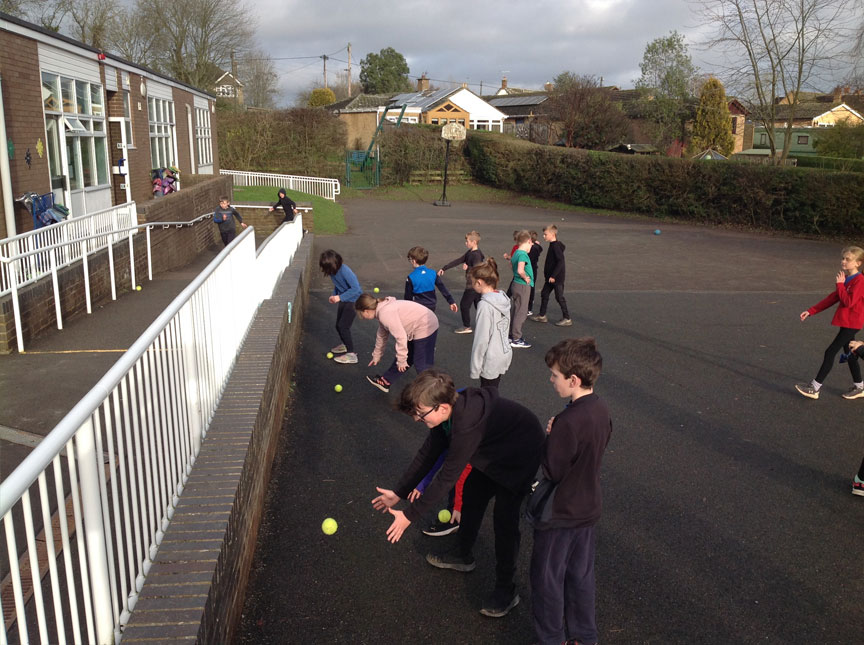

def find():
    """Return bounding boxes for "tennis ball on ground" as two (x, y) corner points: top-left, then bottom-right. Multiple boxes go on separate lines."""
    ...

(322, 518), (338, 535)
(438, 509), (451, 523)
(654, 229), (661, 235)
(334, 384), (343, 392)
(136, 285), (142, 291)
(373, 287), (380, 293)
(326, 352), (334, 359)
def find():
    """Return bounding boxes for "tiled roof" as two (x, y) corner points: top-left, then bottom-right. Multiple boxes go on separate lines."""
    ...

(328, 94), (395, 111)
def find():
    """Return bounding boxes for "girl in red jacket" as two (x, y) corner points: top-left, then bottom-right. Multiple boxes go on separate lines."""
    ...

(795, 246), (864, 400)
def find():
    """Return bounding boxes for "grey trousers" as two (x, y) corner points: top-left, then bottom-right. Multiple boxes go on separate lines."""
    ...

(509, 282), (530, 340)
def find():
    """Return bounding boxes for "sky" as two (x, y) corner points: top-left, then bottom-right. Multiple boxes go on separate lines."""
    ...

(251, 0), (715, 106)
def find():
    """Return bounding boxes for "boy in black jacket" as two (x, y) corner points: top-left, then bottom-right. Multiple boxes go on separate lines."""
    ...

(371, 370), (544, 618)
(438, 230), (485, 333)
(530, 338), (612, 645)
(213, 196), (246, 246)
(268, 187), (297, 223)
(531, 225), (572, 326)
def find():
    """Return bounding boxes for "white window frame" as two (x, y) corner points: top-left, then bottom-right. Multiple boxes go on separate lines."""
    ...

(148, 96), (176, 169)
(195, 107), (213, 166)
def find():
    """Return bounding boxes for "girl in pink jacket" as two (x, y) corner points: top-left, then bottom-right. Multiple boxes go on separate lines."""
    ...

(795, 246), (864, 400)
(356, 294), (439, 393)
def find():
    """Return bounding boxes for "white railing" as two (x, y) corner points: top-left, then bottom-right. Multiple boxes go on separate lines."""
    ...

(0, 218), (304, 645)
(0, 213), (216, 354)
(0, 203), (139, 297)
(220, 169), (341, 201)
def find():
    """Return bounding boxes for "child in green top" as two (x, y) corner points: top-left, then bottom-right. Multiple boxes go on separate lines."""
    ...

(509, 230), (534, 348)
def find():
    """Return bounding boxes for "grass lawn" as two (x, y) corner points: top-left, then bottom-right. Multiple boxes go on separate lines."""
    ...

(232, 186), (346, 235)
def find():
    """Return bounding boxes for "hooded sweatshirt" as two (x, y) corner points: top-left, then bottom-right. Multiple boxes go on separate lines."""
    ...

(394, 387), (544, 523)
(272, 189), (297, 223)
(470, 290), (513, 379)
(372, 297), (439, 368)
(543, 240), (566, 282)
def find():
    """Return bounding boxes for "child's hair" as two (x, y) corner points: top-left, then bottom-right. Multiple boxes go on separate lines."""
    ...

(515, 229), (531, 244)
(407, 246), (429, 265)
(278, 187), (287, 195)
(354, 293), (384, 311)
(398, 369), (459, 414)
(511, 230), (520, 240)
(468, 258), (500, 289)
(543, 224), (558, 234)
(841, 246), (864, 264)
(218, 195), (229, 203)
(466, 230), (481, 243)
(530, 230), (539, 242)
(318, 249), (343, 276)
(545, 338), (602, 388)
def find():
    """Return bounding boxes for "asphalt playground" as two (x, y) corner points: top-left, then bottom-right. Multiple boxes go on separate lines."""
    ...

(236, 197), (864, 644)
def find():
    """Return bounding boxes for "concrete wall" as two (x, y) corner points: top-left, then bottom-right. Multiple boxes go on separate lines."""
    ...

(0, 176), (232, 352)
(122, 234), (314, 644)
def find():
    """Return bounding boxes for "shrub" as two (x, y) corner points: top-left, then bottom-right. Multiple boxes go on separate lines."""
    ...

(463, 133), (864, 236)
(377, 124), (468, 185)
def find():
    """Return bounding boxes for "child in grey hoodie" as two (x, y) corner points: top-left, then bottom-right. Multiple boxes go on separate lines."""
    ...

(468, 259), (512, 388)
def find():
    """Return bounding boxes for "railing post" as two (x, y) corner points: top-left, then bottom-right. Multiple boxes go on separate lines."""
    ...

(108, 239), (117, 301)
(51, 247), (63, 330)
(81, 241), (92, 314)
(10, 258), (24, 353)
(179, 306), (203, 463)
(75, 419), (115, 645)
(146, 226), (152, 281)
(129, 231), (137, 290)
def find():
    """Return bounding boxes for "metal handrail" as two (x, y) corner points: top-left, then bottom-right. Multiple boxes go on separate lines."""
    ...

(220, 169), (341, 201)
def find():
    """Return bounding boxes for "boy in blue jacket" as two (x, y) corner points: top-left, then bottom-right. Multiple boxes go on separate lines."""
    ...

(213, 196), (247, 246)
(404, 246), (458, 313)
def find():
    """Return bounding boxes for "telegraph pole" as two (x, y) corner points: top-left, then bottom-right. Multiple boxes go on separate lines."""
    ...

(347, 43), (352, 96)
(322, 54), (328, 88)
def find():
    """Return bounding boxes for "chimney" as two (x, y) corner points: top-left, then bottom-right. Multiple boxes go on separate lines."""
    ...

(501, 76), (508, 90)
(544, 82), (553, 93)
(417, 74), (430, 92)
(833, 85), (842, 103)
(461, 82), (468, 89)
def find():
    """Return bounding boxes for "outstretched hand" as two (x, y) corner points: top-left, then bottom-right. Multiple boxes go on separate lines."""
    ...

(800, 311), (810, 322)
(385, 509), (411, 543)
(371, 487), (399, 512)
(449, 303), (458, 313)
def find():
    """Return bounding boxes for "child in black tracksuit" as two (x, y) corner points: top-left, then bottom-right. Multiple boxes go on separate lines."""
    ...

(530, 338), (612, 645)
(213, 196), (246, 246)
(527, 231), (542, 314)
(438, 230), (485, 333)
(532, 224), (571, 326)
(269, 187), (297, 224)
(371, 370), (544, 618)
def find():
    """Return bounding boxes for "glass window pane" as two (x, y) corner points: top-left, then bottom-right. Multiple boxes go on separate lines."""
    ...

(90, 85), (103, 116)
(80, 136), (94, 186)
(66, 137), (82, 190)
(92, 120), (104, 133)
(123, 91), (131, 119)
(151, 138), (158, 169)
(45, 116), (62, 177)
(125, 120), (133, 145)
(42, 72), (60, 111)
(94, 137), (108, 185)
(62, 78), (75, 113)
(76, 81), (89, 114)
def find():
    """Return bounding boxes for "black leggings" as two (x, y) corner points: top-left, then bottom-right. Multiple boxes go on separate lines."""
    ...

(460, 288), (481, 327)
(815, 327), (861, 384)
(335, 301), (356, 353)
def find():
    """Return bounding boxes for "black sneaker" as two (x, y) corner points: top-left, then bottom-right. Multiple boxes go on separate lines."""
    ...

(422, 521), (460, 536)
(479, 589), (520, 617)
(366, 374), (390, 393)
(425, 551), (476, 572)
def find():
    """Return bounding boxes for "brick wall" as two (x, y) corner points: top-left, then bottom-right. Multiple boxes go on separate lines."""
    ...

(0, 177), (232, 353)
(172, 87), (194, 175)
(122, 234), (314, 644)
(0, 31), (52, 236)
(127, 72), (154, 205)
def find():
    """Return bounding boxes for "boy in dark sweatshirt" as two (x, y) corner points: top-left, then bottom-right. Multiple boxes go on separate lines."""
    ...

(213, 196), (246, 246)
(438, 230), (485, 333)
(268, 187), (297, 224)
(404, 246), (458, 313)
(371, 370), (544, 618)
(530, 338), (612, 645)
(531, 224), (571, 326)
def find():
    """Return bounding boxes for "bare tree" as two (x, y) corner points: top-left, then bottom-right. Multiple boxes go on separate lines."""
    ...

(696, 0), (862, 163)
(240, 51), (279, 109)
(66, 0), (116, 49)
(105, 0), (163, 67)
(546, 73), (630, 149)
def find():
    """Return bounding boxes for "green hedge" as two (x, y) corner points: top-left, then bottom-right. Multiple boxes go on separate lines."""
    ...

(791, 155), (864, 173)
(378, 125), (467, 185)
(463, 133), (864, 236)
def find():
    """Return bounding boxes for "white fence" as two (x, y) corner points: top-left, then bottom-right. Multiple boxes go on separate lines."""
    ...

(0, 203), (139, 297)
(0, 218), (304, 645)
(221, 169), (341, 201)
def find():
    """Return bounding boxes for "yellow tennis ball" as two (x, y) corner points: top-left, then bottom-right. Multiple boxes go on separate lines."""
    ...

(136, 285), (142, 291)
(334, 384), (343, 392)
(326, 352), (334, 359)
(438, 509), (451, 523)
(373, 287), (380, 293)
(322, 518), (338, 535)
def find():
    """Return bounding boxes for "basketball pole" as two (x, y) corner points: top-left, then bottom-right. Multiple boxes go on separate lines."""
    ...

(434, 138), (451, 207)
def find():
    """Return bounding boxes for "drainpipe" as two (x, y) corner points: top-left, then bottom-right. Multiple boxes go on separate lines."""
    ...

(0, 73), (17, 238)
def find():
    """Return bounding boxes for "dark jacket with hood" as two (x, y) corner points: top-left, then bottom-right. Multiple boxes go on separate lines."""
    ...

(272, 189), (297, 223)
(543, 240), (566, 283)
(394, 387), (544, 524)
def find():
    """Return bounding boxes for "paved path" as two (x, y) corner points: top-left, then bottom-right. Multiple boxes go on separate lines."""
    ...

(237, 198), (863, 644)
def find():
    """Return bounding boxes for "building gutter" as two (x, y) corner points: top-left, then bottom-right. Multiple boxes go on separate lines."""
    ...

(0, 73), (17, 237)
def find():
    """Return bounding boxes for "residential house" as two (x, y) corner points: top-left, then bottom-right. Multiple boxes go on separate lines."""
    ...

(329, 93), (398, 149)
(487, 92), (551, 136)
(0, 11), (219, 239)
(213, 69), (244, 105)
(772, 87), (864, 127)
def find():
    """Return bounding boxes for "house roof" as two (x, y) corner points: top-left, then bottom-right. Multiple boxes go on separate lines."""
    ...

(488, 94), (549, 107)
(1, 10), (215, 98)
(692, 149), (728, 161)
(389, 87), (460, 110)
(329, 94), (394, 112)
(773, 98), (864, 120)
(214, 70), (243, 87)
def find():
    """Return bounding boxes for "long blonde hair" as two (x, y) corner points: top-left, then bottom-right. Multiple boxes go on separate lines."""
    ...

(354, 293), (385, 311)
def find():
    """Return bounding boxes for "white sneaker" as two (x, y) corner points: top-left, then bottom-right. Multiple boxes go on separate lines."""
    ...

(333, 352), (358, 364)
(330, 344), (348, 354)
